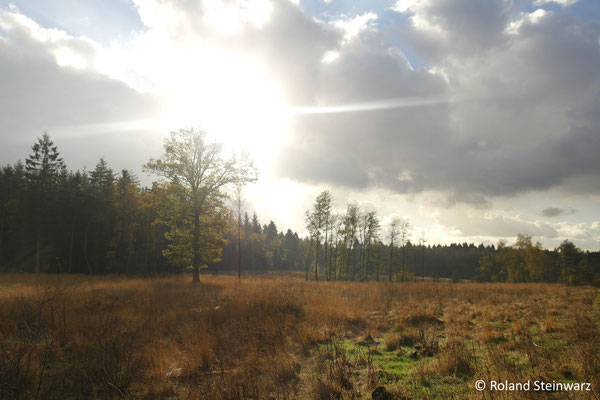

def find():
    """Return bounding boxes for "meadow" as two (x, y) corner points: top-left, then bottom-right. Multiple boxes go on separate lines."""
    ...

(0, 274), (598, 399)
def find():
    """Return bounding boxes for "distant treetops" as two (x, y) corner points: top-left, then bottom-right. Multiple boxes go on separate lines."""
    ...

(0, 131), (598, 285)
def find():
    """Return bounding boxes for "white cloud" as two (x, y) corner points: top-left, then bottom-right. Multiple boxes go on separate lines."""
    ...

(506, 9), (548, 35)
(437, 209), (559, 238)
(53, 47), (88, 69)
(332, 12), (378, 42)
(533, 0), (580, 7)
(391, 0), (421, 13)
(555, 222), (593, 240)
(321, 50), (340, 63)
(203, 0), (273, 35)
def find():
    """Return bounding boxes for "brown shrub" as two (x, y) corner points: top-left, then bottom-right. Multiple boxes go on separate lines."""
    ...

(0, 274), (597, 399)
(436, 339), (475, 377)
(543, 315), (562, 332)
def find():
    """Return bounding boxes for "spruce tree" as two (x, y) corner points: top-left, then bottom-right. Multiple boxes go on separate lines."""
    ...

(25, 132), (66, 273)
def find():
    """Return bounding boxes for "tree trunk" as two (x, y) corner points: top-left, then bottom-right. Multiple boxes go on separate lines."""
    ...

(84, 227), (92, 274)
(314, 234), (320, 282)
(305, 238), (313, 281)
(324, 226), (328, 281)
(376, 256), (379, 282)
(35, 223), (41, 273)
(359, 240), (366, 281)
(421, 246), (425, 281)
(389, 241), (393, 282)
(237, 212), (241, 281)
(192, 208), (200, 283)
(145, 242), (149, 274)
(0, 214), (4, 261)
(334, 241), (339, 281)
(402, 245), (405, 275)
(350, 245), (356, 281)
(346, 241), (352, 281)
(68, 218), (75, 274)
(366, 243), (371, 282)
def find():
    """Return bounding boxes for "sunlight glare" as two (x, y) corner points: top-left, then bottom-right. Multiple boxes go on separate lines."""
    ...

(160, 47), (287, 171)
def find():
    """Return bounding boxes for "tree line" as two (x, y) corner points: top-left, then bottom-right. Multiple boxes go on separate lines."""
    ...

(1, 130), (598, 285)
(0, 129), (251, 279)
(303, 190), (600, 285)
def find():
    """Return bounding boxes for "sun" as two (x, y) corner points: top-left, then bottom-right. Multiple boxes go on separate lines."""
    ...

(160, 46), (287, 171)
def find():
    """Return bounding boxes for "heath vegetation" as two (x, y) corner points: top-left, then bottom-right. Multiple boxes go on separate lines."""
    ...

(1, 274), (598, 399)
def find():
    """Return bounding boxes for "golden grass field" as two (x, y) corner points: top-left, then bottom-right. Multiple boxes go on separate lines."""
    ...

(0, 274), (598, 399)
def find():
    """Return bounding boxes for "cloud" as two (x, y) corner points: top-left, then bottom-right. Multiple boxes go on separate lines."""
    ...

(0, 9), (162, 170)
(392, 0), (523, 61)
(272, 3), (600, 204)
(555, 221), (594, 239)
(542, 207), (577, 217)
(4, 0), (600, 205)
(332, 12), (378, 42)
(131, 0), (341, 104)
(533, 0), (581, 7)
(437, 209), (559, 238)
(391, 0), (420, 13)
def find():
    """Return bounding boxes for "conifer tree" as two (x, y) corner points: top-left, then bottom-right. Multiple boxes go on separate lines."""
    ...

(25, 132), (66, 273)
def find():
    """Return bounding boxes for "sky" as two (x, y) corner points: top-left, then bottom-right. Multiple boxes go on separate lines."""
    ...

(0, 0), (599, 250)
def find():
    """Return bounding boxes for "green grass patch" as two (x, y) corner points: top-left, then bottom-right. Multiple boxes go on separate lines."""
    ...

(319, 338), (428, 384)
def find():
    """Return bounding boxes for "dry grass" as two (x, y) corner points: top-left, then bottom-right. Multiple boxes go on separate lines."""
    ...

(0, 274), (598, 399)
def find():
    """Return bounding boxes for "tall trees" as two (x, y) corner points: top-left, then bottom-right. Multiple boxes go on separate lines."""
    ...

(366, 212), (380, 280)
(25, 132), (66, 273)
(305, 191), (332, 281)
(232, 184), (244, 280)
(305, 211), (317, 280)
(144, 128), (256, 283)
(358, 211), (379, 281)
(63, 170), (92, 273)
(398, 220), (411, 278)
(251, 212), (262, 234)
(283, 229), (302, 270)
(557, 240), (591, 285)
(3, 133), (600, 284)
(329, 214), (342, 280)
(498, 234), (547, 282)
(388, 218), (401, 282)
(304, 210), (315, 281)
(0, 163), (26, 268)
(558, 239), (578, 284)
(319, 191), (332, 281)
(477, 235), (589, 284)
(88, 158), (115, 274)
(107, 170), (141, 274)
(264, 220), (281, 271)
(479, 241), (508, 282)
(419, 232), (427, 281)
(342, 203), (359, 281)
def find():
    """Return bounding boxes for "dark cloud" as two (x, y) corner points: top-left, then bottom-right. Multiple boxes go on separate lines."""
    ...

(397, 0), (523, 62)
(542, 207), (577, 217)
(271, 6), (600, 203)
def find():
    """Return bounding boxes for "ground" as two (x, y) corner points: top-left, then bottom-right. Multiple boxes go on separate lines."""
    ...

(0, 274), (598, 399)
